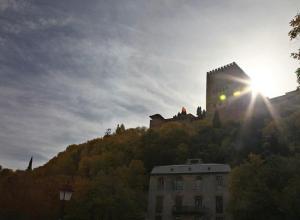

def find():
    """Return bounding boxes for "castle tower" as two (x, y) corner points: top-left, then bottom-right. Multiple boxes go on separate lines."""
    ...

(206, 62), (252, 121)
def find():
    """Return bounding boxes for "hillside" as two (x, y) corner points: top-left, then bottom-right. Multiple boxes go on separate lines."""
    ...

(0, 110), (300, 220)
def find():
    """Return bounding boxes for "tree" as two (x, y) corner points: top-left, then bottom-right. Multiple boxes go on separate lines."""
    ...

(289, 13), (300, 85)
(202, 109), (206, 118)
(196, 106), (202, 118)
(26, 157), (33, 171)
(104, 128), (112, 137)
(1, 107), (299, 219)
(282, 176), (300, 219)
(196, 106), (206, 119)
(116, 124), (125, 134)
(229, 154), (300, 220)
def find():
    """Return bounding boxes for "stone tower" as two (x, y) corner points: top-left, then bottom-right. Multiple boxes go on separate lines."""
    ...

(206, 62), (252, 121)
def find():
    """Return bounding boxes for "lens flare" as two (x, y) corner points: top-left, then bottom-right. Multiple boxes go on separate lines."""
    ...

(219, 94), (226, 101)
(233, 91), (241, 97)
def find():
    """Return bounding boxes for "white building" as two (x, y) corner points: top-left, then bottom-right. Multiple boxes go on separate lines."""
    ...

(146, 159), (231, 220)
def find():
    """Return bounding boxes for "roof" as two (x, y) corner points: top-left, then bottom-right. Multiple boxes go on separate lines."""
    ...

(186, 113), (196, 118)
(150, 114), (165, 120)
(151, 163), (231, 175)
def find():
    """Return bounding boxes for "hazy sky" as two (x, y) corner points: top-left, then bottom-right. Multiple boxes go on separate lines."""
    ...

(0, 0), (299, 169)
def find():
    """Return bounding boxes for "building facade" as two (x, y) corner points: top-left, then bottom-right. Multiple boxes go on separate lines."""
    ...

(146, 159), (231, 220)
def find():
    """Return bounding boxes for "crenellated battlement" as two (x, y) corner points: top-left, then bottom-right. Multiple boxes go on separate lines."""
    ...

(207, 62), (237, 75)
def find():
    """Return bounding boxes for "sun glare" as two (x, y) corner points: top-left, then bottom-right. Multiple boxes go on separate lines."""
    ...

(249, 78), (270, 96)
(233, 91), (241, 97)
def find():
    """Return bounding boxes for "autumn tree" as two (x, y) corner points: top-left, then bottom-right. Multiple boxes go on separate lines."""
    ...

(0, 108), (300, 219)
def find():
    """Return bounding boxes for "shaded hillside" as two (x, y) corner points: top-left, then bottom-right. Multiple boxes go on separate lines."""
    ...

(0, 110), (300, 220)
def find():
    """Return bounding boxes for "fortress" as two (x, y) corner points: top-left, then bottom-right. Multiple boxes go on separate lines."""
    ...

(150, 62), (300, 128)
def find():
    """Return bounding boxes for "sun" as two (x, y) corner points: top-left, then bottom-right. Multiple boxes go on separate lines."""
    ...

(249, 77), (272, 97)
(249, 80), (262, 95)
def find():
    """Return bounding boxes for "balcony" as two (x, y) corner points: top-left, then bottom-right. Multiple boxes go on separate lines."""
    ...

(172, 205), (208, 215)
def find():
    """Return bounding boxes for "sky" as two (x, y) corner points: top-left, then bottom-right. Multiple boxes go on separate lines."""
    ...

(0, 0), (299, 169)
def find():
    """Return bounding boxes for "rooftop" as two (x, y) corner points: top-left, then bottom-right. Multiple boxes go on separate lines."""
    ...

(151, 160), (231, 175)
(149, 114), (165, 120)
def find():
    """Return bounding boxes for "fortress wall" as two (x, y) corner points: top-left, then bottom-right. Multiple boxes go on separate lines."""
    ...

(270, 90), (300, 116)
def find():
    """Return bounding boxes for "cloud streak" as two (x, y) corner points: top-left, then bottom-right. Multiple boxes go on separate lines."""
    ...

(0, 0), (299, 169)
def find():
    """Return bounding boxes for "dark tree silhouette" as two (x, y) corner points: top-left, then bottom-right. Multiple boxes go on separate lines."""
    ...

(289, 13), (300, 85)
(116, 124), (126, 134)
(26, 157), (33, 171)
(197, 106), (202, 118)
(202, 110), (206, 118)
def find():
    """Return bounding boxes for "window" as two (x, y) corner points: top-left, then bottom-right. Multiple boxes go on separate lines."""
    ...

(175, 195), (183, 208)
(157, 177), (164, 190)
(216, 196), (223, 214)
(194, 196), (203, 208)
(195, 176), (202, 190)
(174, 176), (183, 191)
(155, 196), (164, 213)
(216, 175), (223, 186)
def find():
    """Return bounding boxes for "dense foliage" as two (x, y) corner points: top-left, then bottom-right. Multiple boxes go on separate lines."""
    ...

(229, 154), (300, 220)
(0, 108), (300, 220)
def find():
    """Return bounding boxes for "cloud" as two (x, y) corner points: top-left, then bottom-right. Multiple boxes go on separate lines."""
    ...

(0, 0), (299, 169)
(0, 0), (28, 11)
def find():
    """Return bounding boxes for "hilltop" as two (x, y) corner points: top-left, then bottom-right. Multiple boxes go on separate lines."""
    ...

(0, 109), (300, 219)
